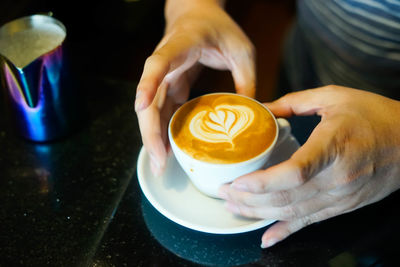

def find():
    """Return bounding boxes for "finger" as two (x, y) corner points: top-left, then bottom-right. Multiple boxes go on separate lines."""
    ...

(224, 193), (330, 221)
(135, 54), (170, 112)
(219, 179), (319, 207)
(165, 68), (192, 104)
(228, 44), (256, 97)
(135, 35), (200, 112)
(264, 87), (335, 118)
(231, 120), (337, 193)
(259, 185), (367, 248)
(137, 82), (169, 176)
(260, 206), (343, 248)
(157, 75), (191, 154)
(138, 107), (167, 176)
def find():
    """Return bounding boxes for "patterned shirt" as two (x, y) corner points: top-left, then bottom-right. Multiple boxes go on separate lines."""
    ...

(287, 0), (400, 98)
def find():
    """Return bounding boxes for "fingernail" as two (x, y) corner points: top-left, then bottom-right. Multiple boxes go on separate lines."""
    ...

(261, 238), (278, 249)
(231, 182), (248, 192)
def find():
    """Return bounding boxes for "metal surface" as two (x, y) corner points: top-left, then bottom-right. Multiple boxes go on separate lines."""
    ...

(0, 15), (77, 142)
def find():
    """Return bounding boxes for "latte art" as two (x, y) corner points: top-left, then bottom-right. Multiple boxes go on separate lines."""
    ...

(189, 104), (254, 145)
(170, 94), (276, 164)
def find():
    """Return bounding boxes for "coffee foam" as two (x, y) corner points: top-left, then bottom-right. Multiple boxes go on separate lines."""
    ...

(189, 104), (255, 145)
(0, 23), (66, 68)
(171, 94), (276, 164)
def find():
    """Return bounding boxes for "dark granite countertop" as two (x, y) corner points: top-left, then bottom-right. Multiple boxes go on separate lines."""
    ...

(1, 1), (400, 266)
(0, 76), (141, 266)
(2, 71), (400, 266)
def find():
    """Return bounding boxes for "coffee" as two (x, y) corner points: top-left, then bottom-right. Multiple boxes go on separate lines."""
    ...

(170, 93), (276, 164)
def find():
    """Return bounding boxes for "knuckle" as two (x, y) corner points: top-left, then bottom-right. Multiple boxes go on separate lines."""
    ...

(281, 205), (300, 220)
(345, 197), (361, 211)
(280, 92), (303, 106)
(232, 42), (255, 61)
(311, 207), (341, 223)
(240, 193), (264, 208)
(282, 92), (297, 101)
(299, 216), (314, 227)
(341, 174), (356, 187)
(258, 179), (270, 194)
(225, 188), (238, 202)
(333, 171), (360, 192)
(236, 193), (249, 205)
(245, 171), (269, 194)
(227, 189), (250, 205)
(292, 163), (309, 186)
(242, 194), (258, 206)
(145, 53), (164, 66)
(245, 43), (256, 59)
(171, 23), (190, 33)
(270, 191), (292, 207)
(237, 205), (255, 218)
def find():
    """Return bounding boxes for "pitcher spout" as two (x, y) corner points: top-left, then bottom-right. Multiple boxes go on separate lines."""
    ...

(1, 55), (42, 108)
(0, 14), (78, 142)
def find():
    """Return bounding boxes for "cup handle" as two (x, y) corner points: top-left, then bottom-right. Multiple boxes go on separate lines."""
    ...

(276, 118), (291, 147)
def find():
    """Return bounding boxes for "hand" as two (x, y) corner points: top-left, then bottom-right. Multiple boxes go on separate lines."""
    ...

(218, 85), (400, 248)
(135, 0), (256, 176)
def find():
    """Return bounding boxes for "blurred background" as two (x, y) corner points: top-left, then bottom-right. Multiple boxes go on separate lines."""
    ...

(0, 0), (296, 103)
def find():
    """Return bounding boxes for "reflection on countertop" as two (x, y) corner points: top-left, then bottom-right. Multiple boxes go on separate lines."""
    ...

(1, 0), (400, 266)
(0, 76), (142, 266)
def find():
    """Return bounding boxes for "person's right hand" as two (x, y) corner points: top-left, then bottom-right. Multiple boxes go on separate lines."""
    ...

(218, 86), (400, 248)
(135, 0), (256, 176)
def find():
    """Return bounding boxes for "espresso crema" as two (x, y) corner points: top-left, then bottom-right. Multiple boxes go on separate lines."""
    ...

(170, 94), (276, 164)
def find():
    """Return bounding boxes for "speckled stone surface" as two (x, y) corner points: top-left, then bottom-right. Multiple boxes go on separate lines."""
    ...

(90, 114), (400, 267)
(92, 154), (400, 267)
(1, 1), (400, 266)
(2, 77), (400, 267)
(0, 76), (142, 266)
(2, 70), (400, 267)
(92, 168), (400, 267)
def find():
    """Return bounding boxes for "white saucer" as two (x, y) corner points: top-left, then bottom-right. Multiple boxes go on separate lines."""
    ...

(137, 135), (300, 234)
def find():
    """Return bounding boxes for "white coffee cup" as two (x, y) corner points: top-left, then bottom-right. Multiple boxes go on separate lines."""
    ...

(168, 93), (291, 198)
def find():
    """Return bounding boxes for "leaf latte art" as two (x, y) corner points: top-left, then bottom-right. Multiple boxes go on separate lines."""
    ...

(189, 104), (254, 145)
(170, 94), (276, 164)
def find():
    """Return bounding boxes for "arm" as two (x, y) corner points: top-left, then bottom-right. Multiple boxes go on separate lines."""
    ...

(135, 0), (255, 175)
(165, 0), (227, 26)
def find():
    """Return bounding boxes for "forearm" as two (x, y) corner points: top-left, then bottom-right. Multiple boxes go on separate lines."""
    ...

(165, 0), (226, 26)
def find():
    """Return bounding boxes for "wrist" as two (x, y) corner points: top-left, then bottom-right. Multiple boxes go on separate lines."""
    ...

(165, 0), (226, 26)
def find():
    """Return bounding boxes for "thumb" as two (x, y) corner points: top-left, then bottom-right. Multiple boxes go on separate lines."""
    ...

(260, 205), (342, 248)
(231, 120), (336, 193)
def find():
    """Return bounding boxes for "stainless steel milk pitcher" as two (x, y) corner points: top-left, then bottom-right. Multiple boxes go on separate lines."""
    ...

(0, 14), (77, 142)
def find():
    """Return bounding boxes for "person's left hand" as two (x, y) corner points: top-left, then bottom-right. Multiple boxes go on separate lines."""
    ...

(218, 85), (400, 248)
